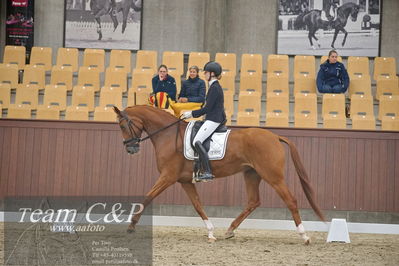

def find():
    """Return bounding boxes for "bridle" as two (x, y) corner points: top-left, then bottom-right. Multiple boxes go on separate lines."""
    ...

(118, 111), (184, 147)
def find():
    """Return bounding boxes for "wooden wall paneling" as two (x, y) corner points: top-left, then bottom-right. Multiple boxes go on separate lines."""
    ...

(363, 140), (373, 210)
(22, 128), (35, 195)
(82, 129), (95, 196)
(53, 129), (65, 196)
(315, 137), (325, 209)
(91, 130), (102, 195)
(0, 120), (398, 213)
(354, 139), (364, 211)
(346, 138), (357, 210)
(395, 141), (399, 212)
(61, 129), (72, 196)
(377, 140), (388, 212)
(0, 128), (11, 197)
(15, 128), (27, 196)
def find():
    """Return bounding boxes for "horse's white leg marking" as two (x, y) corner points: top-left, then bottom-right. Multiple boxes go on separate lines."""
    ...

(204, 219), (216, 241)
(297, 223), (310, 244)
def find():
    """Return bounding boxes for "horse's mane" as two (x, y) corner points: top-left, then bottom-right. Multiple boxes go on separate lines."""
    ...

(125, 105), (180, 123)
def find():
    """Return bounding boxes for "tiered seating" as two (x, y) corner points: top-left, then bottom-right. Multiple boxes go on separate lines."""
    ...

(0, 83), (11, 109)
(109, 49), (131, 74)
(380, 95), (399, 130)
(322, 94), (346, 129)
(3, 45), (26, 70)
(56, 48), (79, 72)
(83, 49), (105, 72)
(162, 51), (184, 92)
(188, 52), (210, 72)
(266, 90), (289, 127)
(1, 45), (398, 129)
(350, 94), (375, 130)
(347, 56), (369, 77)
(294, 55), (316, 95)
(65, 106), (89, 121)
(241, 53), (262, 77)
(373, 57), (396, 80)
(50, 65), (73, 91)
(30, 46), (52, 71)
(43, 85), (67, 110)
(71, 85), (95, 111)
(376, 75), (398, 100)
(240, 72), (262, 93)
(23, 64), (46, 90)
(294, 92), (317, 128)
(128, 69), (153, 106)
(78, 66), (101, 92)
(104, 67), (128, 92)
(0, 63), (19, 89)
(215, 53), (237, 76)
(136, 50), (157, 74)
(348, 74), (372, 96)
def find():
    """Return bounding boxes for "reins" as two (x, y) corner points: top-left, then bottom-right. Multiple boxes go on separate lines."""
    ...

(120, 111), (184, 145)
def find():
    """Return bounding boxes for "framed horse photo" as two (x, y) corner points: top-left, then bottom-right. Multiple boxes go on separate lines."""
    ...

(277, 0), (382, 57)
(64, 0), (143, 50)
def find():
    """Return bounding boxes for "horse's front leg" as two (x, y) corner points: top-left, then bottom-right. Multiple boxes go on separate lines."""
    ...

(127, 177), (175, 233)
(341, 28), (348, 47)
(121, 7), (130, 33)
(180, 182), (216, 242)
(308, 30), (315, 49)
(94, 17), (102, 40)
(110, 14), (118, 31)
(331, 28), (340, 48)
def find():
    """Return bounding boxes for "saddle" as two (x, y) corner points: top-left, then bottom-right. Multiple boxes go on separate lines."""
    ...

(190, 121), (228, 152)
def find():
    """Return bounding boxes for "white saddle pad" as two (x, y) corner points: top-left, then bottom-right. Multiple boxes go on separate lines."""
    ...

(184, 121), (231, 161)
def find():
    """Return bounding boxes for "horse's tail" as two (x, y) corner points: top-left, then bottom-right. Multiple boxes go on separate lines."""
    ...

(278, 136), (325, 222)
(294, 12), (307, 29)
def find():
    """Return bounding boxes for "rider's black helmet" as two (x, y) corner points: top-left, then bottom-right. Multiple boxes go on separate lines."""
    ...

(203, 61), (222, 77)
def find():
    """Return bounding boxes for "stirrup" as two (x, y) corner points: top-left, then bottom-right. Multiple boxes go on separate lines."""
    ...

(192, 172), (214, 183)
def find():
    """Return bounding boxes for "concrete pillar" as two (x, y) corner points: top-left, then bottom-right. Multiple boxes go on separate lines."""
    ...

(203, 0), (227, 59)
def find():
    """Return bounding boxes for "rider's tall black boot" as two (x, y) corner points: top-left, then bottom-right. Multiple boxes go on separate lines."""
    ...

(194, 141), (214, 181)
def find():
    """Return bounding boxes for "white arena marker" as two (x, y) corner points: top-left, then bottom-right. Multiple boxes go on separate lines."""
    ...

(327, 218), (351, 243)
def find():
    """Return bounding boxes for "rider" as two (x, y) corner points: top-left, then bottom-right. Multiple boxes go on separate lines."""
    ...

(110, 0), (117, 16)
(326, 0), (339, 22)
(182, 61), (226, 182)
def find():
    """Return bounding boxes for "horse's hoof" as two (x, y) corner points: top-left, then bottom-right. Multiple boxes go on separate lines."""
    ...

(311, 46), (316, 50)
(127, 228), (135, 233)
(225, 231), (235, 239)
(208, 236), (217, 243)
(304, 237), (311, 245)
(318, 44), (321, 48)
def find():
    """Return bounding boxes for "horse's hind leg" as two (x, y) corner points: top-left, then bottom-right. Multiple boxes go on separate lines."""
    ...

(225, 169), (261, 239)
(268, 177), (311, 245)
(312, 32), (321, 48)
(181, 182), (216, 242)
(341, 28), (348, 47)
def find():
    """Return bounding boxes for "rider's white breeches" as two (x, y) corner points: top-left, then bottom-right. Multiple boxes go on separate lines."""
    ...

(192, 120), (221, 145)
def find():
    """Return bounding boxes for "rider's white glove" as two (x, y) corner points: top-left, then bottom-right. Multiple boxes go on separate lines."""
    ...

(182, 111), (193, 119)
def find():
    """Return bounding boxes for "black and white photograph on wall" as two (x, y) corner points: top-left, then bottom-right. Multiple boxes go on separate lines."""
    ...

(64, 0), (142, 50)
(277, 0), (381, 57)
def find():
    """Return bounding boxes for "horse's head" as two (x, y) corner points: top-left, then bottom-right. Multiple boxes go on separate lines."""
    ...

(350, 4), (360, 22)
(113, 106), (144, 154)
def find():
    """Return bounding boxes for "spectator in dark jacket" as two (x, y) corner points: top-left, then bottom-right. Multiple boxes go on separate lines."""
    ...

(171, 66), (205, 116)
(317, 50), (349, 93)
(152, 64), (177, 101)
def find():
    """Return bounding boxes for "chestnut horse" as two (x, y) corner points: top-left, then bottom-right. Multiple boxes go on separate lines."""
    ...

(113, 105), (325, 244)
